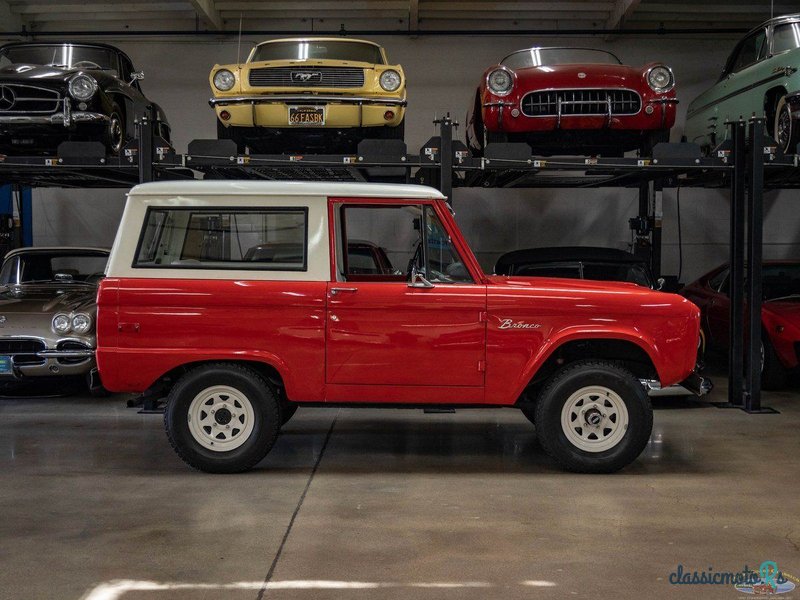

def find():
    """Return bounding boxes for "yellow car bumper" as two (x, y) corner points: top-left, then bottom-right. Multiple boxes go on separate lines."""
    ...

(211, 95), (406, 129)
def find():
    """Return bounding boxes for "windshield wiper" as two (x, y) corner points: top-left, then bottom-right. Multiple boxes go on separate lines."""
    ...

(765, 294), (800, 302)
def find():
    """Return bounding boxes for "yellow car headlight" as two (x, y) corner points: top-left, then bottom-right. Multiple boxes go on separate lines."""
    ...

(213, 69), (235, 92)
(379, 70), (402, 92)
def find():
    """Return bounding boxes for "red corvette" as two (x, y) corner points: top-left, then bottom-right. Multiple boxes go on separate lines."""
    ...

(466, 47), (678, 157)
(681, 261), (800, 388)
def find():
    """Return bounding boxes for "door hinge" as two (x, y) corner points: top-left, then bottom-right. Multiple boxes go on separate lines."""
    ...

(477, 360), (486, 372)
(479, 311), (488, 323)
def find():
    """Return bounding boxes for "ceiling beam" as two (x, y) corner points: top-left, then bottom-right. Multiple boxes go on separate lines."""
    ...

(606, 0), (640, 29)
(0, 1), (21, 32)
(189, 0), (223, 30)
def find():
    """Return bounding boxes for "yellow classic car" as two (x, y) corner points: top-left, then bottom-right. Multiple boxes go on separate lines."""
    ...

(209, 37), (407, 153)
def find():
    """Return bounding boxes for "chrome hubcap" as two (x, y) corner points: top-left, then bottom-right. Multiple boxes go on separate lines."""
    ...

(560, 386), (629, 452)
(187, 385), (255, 452)
(109, 116), (123, 153)
(777, 107), (791, 150)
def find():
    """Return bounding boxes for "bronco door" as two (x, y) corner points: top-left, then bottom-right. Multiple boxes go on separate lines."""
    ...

(325, 199), (487, 404)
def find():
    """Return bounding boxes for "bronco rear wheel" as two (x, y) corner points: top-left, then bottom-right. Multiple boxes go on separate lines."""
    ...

(534, 360), (653, 473)
(164, 363), (280, 473)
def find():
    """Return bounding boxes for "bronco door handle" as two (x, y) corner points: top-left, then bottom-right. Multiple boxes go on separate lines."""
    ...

(330, 287), (358, 295)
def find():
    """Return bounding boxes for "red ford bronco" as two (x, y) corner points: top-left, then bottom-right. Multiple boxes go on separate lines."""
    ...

(97, 181), (708, 474)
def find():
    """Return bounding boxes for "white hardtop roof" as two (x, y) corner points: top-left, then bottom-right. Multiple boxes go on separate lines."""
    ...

(128, 181), (446, 200)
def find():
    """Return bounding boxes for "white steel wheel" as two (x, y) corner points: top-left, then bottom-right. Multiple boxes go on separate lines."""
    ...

(560, 385), (629, 453)
(187, 385), (255, 452)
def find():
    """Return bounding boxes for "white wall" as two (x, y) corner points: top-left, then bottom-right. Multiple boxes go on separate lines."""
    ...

(16, 32), (800, 281)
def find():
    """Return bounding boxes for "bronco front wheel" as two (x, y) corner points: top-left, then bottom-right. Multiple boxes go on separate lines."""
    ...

(534, 360), (653, 473)
(164, 363), (280, 473)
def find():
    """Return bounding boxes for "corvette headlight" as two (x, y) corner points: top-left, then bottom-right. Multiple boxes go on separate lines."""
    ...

(68, 74), (97, 101)
(379, 69), (402, 92)
(647, 66), (674, 93)
(72, 313), (93, 335)
(213, 69), (235, 92)
(52, 314), (71, 334)
(487, 68), (513, 95)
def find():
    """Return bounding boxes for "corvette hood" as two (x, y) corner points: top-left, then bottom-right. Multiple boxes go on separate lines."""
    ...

(510, 63), (644, 89)
(0, 284), (97, 314)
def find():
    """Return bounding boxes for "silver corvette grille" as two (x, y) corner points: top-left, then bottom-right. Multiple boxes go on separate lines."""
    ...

(0, 84), (62, 115)
(248, 67), (365, 88)
(521, 89), (641, 117)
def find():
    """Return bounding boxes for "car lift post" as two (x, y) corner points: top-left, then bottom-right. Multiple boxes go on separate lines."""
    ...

(727, 120), (747, 407)
(136, 106), (155, 184)
(743, 118), (776, 414)
(437, 114), (454, 202)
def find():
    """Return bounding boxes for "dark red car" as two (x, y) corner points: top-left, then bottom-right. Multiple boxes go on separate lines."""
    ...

(466, 47), (678, 157)
(681, 261), (800, 388)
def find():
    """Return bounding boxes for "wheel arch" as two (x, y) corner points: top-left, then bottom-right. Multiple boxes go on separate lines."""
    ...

(515, 333), (660, 406)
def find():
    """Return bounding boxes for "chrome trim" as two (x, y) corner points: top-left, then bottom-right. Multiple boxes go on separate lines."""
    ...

(37, 349), (94, 358)
(0, 111), (109, 126)
(0, 83), (62, 114)
(209, 95), (407, 107)
(519, 87), (643, 118)
(645, 65), (676, 94)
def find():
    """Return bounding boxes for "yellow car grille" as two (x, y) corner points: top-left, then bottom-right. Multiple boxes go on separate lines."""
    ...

(248, 66), (365, 88)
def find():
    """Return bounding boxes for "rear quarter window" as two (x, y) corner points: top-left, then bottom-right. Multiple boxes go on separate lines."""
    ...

(133, 207), (308, 271)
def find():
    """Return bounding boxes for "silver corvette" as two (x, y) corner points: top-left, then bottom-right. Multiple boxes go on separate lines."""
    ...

(0, 247), (109, 394)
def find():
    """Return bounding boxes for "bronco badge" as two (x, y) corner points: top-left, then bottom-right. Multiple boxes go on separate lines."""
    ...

(498, 319), (541, 330)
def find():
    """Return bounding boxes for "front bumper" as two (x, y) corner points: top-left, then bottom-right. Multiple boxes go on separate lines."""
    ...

(1, 347), (96, 379)
(211, 94), (407, 129)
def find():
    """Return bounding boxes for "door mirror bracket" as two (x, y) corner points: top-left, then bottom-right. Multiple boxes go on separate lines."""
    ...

(409, 267), (435, 289)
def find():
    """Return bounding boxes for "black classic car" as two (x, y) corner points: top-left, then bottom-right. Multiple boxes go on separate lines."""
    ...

(0, 42), (170, 155)
(494, 246), (659, 288)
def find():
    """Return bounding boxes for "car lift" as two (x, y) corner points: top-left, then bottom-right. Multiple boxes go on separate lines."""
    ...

(1, 108), (799, 413)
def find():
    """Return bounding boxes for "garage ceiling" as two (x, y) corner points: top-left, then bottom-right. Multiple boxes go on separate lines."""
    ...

(0, 0), (796, 35)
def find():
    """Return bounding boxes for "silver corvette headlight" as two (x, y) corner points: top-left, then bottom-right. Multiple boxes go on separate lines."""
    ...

(213, 69), (235, 91)
(647, 66), (674, 93)
(52, 314), (71, 334)
(68, 74), (98, 101)
(379, 70), (402, 92)
(72, 313), (93, 335)
(487, 68), (513, 95)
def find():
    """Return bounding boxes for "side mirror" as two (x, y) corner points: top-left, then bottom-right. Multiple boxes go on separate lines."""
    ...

(129, 71), (144, 84)
(656, 277), (665, 291)
(408, 267), (434, 289)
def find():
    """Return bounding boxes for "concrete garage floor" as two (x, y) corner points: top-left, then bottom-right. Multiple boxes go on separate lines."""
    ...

(1, 375), (799, 600)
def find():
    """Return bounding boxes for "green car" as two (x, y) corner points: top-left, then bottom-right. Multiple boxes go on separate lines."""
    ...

(685, 14), (800, 155)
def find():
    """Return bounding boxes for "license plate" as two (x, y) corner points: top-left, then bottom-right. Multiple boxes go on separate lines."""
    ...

(288, 106), (325, 126)
(0, 356), (13, 375)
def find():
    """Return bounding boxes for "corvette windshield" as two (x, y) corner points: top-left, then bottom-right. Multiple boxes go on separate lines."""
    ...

(0, 252), (108, 285)
(0, 44), (118, 73)
(501, 48), (622, 69)
(250, 41), (384, 64)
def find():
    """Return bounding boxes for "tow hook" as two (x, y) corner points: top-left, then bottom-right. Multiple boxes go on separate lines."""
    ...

(680, 372), (713, 397)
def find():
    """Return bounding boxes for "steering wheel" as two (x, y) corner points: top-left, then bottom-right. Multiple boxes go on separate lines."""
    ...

(73, 61), (103, 70)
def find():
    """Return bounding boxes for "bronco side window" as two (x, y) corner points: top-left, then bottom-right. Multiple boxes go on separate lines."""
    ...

(337, 204), (471, 283)
(133, 207), (308, 270)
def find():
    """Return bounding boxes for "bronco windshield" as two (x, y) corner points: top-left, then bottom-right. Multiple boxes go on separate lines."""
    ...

(501, 47), (622, 69)
(250, 40), (384, 64)
(0, 44), (119, 74)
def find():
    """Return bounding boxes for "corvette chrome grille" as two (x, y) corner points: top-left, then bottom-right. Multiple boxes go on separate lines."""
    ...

(0, 84), (62, 114)
(248, 67), (365, 88)
(520, 89), (641, 117)
(0, 338), (46, 366)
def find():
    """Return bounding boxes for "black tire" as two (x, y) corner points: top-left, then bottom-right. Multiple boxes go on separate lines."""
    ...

(105, 103), (125, 156)
(164, 363), (280, 473)
(761, 337), (788, 390)
(534, 360), (653, 473)
(520, 405), (536, 425)
(281, 403), (298, 426)
(775, 96), (799, 155)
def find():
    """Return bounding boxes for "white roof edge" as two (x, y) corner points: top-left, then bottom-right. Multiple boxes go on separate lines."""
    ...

(128, 181), (447, 200)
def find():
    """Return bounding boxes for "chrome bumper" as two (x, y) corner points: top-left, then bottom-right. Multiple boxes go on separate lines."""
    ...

(641, 373), (713, 397)
(1, 348), (96, 378)
(209, 95), (408, 107)
(0, 112), (108, 127)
